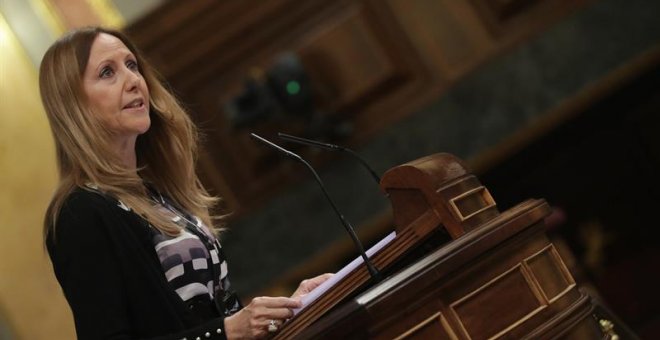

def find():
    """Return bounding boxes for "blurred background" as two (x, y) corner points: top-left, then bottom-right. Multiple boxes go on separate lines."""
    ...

(1, 0), (658, 339)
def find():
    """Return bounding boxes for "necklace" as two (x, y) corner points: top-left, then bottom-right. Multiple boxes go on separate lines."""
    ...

(150, 190), (218, 251)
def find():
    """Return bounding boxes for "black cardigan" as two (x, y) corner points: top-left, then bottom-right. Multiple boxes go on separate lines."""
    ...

(47, 189), (229, 340)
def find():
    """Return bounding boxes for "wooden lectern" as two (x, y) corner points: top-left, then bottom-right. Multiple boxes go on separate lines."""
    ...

(276, 153), (608, 339)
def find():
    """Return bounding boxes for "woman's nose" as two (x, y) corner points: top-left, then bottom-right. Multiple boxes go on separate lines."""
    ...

(124, 70), (140, 92)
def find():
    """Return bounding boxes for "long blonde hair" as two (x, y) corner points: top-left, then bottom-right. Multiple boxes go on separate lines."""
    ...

(40, 27), (218, 239)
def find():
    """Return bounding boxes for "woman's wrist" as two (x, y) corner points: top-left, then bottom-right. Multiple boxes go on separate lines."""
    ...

(223, 313), (239, 339)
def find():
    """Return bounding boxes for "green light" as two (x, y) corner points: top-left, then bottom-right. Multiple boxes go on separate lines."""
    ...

(286, 80), (301, 95)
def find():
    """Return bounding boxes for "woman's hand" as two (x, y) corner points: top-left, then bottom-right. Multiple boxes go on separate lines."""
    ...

(224, 296), (301, 339)
(223, 274), (333, 339)
(290, 273), (334, 300)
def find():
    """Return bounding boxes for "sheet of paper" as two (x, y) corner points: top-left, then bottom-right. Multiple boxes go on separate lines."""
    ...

(292, 231), (397, 315)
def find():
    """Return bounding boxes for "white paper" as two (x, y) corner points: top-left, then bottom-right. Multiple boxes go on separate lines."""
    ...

(292, 231), (397, 315)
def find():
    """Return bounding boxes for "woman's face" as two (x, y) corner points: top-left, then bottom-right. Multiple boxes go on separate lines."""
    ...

(82, 33), (150, 148)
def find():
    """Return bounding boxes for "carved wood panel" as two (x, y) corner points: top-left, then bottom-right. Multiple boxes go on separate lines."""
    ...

(125, 0), (591, 213)
(450, 264), (546, 339)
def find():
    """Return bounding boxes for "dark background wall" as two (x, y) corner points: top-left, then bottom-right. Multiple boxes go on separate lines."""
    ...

(126, 0), (660, 336)
(223, 0), (659, 293)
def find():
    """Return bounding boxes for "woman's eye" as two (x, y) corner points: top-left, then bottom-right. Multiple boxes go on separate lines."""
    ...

(99, 66), (114, 78)
(126, 60), (139, 71)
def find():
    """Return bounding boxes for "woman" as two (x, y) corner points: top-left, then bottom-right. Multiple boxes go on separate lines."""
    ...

(41, 26), (331, 340)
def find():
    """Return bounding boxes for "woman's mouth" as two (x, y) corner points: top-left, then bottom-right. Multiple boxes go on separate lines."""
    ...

(123, 99), (146, 111)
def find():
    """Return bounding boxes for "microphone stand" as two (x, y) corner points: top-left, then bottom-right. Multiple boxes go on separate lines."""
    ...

(277, 132), (381, 184)
(250, 133), (381, 282)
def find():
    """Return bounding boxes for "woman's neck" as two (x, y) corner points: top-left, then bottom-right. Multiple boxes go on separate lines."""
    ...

(113, 136), (138, 171)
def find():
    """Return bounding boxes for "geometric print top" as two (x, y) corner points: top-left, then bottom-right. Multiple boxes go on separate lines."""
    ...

(151, 216), (228, 301)
(147, 192), (242, 316)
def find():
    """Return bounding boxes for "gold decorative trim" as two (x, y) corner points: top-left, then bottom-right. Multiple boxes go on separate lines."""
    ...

(599, 319), (620, 339)
(393, 312), (458, 340)
(448, 186), (496, 221)
(85, 0), (125, 28)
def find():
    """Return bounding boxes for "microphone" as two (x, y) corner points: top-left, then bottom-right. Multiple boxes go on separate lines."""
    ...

(277, 132), (381, 184)
(250, 133), (381, 281)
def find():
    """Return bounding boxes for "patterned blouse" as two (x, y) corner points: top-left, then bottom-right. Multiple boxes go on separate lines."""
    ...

(147, 189), (241, 317)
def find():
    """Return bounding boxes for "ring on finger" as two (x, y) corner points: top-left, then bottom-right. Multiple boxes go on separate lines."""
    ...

(268, 319), (278, 333)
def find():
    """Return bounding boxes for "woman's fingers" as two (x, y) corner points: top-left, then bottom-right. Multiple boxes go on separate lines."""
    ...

(249, 297), (299, 322)
(310, 273), (333, 286)
(248, 306), (294, 322)
(251, 296), (301, 309)
(266, 307), (296, 320)
(292, 273), (334, 298)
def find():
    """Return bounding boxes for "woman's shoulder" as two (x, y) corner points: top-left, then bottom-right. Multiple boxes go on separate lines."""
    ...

(49, 187), (137, 250)
(47, 189), (107, 250)
(65, 186), (106, 202)
(60, 187), (116, 213)
(55, 186), (134, 232)
(65, 184), (138, 210)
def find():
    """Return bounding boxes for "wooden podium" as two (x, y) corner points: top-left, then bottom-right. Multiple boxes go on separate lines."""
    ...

(275, 153), (607, 339)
